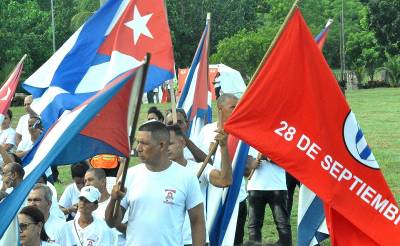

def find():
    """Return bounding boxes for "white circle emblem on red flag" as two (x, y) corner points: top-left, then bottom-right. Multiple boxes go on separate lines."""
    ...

(343, 111), (379, 169)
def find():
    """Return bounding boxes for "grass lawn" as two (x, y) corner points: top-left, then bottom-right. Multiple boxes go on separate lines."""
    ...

(10, 88), (400, 244)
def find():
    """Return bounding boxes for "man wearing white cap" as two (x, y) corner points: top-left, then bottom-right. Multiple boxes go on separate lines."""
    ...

(69, 186), (116, 246)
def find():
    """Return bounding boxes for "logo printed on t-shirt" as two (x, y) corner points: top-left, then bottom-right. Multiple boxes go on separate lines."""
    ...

(163, 189), (176, 204)
(86, 234), (98, 246)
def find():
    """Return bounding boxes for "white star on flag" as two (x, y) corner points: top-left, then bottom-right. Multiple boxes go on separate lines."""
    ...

(125, 6), (154, 45)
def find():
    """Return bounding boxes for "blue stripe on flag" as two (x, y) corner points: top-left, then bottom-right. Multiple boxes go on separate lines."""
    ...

(359, 147), (372, 160)
(356, 128), (363, 143)
(298, 196), (325, 246)
(144, 65), (174, 92)
(315, 231), (329, 243)
(209, 141), (250, 246)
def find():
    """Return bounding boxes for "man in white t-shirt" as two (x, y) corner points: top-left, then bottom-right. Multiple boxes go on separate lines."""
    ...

(105, 121), (205, 246)
(15, 95), (34, 146)
(59, 162), (88, 219)
(196, 93), (248, 245)
(0, 110), (16, 155)
(247, 147), (292, 245)
(27, 183), (74, 246)
(16, 116), (43, 159)
(69, 186), (116, 246)
(167, 124), (232, 245)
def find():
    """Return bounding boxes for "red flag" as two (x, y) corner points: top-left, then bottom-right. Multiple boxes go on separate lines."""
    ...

(224, 8), (400, 245)
(0, 55), (26, 117)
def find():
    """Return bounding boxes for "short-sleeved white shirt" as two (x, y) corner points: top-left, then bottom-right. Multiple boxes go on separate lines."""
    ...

(69, 216), (116, 246)
(15, 114), (30, 143)
(0, 127), (16, 147)
(45, 214), (74, 246)
(16, 138), (33, 152)
(0, 127), (16, 163)
(122, 162), (203, 246)
(197, 122), (247, 202)
(59, 183), (80, 210)
(182, 160), (214, 244)
(247, 147), (287, 191)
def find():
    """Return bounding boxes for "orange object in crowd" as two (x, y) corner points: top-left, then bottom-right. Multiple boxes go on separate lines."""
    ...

(90, 154), (119, 169)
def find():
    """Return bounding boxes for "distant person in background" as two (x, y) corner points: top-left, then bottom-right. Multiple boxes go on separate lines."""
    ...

(15, 95), (34, 146)
(146, 89), (155, 104)
(0, 109), (16, 154)
(0, 162), (24, 201)
(213, 72), (222, 99)
(147, 106), (164, 122)
(59, 162), (89, 220)
(15, 116), (43, 159)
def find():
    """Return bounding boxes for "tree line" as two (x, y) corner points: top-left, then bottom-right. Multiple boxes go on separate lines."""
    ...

(0, 0), (399, 90)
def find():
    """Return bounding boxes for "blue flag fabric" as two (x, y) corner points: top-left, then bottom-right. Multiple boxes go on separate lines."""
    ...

(209, 141), (250, 246)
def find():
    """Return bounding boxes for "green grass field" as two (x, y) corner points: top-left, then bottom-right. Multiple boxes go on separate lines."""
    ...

(10, 88), (400, 244)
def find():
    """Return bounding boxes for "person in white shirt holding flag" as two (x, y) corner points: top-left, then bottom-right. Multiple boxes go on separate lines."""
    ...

(69, 186), (116, 246)
(196, 93), (248, 245)
(105, 121), (206, 246)
(166, 124), (232, 245)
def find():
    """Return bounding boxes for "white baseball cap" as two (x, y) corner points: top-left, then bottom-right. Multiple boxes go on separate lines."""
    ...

(79, 186), (100, 203)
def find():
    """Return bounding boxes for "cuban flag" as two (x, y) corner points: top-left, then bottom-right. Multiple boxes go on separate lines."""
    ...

(24, 0), (174, 130)
(0, 63), (147, 238)
(208, 140), (249, 246)
(177, 15), (212, 140)
(314, 19), (333, 51)
(0, 55), (26, 124)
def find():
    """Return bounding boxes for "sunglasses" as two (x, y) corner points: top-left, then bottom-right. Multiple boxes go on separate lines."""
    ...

(19, 222), (37, 232)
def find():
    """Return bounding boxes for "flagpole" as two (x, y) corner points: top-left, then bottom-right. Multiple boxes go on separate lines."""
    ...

(50, 0), (56, 53)
(113, 54), (151, 217)
(169, 66), (178, 124)
(197, 109), (222, 178)
(339, 0), (346, 95)
(247, 152), (262, 180)
(246, 0), (300, 89)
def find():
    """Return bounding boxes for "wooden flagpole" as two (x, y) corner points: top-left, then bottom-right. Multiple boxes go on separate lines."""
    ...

(197, 109), (222, 178)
